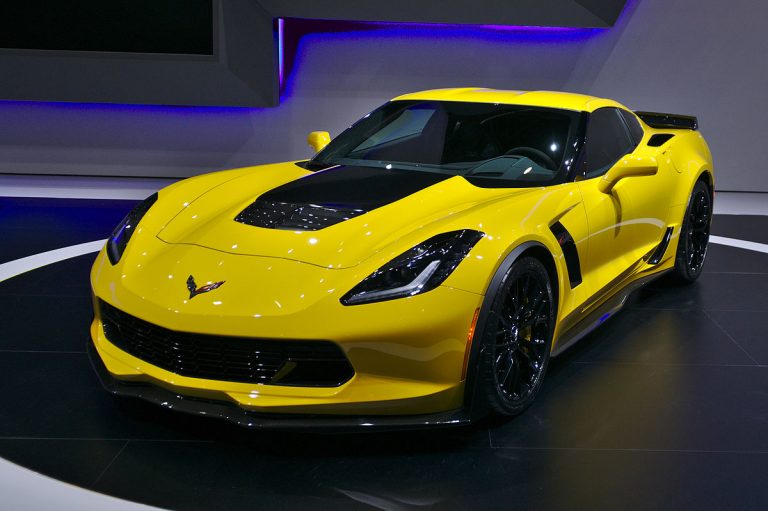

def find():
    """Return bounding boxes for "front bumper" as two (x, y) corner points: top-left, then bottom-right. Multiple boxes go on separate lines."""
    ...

(88, 337), (472, 431)
(89, 240), (486, 424)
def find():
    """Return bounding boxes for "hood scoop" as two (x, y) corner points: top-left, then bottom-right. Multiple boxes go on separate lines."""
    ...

(235, 200), (365, 231)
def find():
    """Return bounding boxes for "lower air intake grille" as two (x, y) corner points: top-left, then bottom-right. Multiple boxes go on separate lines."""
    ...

(99, 300), (354, 387)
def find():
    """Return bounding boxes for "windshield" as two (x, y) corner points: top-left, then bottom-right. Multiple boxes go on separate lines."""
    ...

(309, 100), (583, 187)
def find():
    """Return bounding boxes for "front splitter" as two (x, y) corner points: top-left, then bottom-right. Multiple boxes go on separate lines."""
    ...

(87, 338), (473, 432)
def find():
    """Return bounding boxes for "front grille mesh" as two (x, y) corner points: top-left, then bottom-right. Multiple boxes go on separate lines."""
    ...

(234, 200), (365, 231)
(99, 300), (354, 387)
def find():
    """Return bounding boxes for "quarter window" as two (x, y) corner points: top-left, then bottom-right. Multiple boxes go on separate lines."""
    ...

(619, 109), (645, 145)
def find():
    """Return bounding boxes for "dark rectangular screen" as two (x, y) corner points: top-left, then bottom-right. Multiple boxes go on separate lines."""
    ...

(0, 0), (213, 55)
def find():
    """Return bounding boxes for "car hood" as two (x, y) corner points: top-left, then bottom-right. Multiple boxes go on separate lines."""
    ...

(157, 162), (533, 268)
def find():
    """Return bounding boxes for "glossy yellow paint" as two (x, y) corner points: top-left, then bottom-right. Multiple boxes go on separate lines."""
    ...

(393, 88), (625, 112)
(90, 89), (713, 416)
(597, 155), (659, 193)
(307, 130), (331, 152)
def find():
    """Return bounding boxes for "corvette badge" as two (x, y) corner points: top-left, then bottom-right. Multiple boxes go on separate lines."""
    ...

(186, 275), (225, 300)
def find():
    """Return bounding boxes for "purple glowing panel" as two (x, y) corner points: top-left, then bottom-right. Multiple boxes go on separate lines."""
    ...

(348, 20), (604, 33)
(0, 15), (609, 108)
(261, 0), (628, 28)
(478, 24), (603, 32)
(278, 18), (607, 98)
(0, 99), (262, 114)
(278, 18), (285, 87)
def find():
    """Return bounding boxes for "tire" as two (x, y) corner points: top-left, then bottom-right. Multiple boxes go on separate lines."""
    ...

(478, 256), (555, 417)
(673, 180), (712, 283)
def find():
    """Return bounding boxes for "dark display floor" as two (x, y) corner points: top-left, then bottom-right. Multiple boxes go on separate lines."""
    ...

(1, 197), (767, 511)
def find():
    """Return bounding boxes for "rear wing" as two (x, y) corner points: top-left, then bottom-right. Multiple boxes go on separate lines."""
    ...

(635, 111), (698, 130)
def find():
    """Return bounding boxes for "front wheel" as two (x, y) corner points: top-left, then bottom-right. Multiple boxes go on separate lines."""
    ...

(673, 180), (712, 283)
(478, 256), (555, 417)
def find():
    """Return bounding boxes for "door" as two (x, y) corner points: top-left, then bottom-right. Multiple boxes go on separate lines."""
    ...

(575, 107), (675, 297)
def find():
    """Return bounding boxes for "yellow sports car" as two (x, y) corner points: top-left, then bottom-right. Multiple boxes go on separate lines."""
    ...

(89, 88), (713, 429)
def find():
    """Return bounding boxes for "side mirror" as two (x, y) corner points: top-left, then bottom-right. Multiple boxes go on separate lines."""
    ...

(598, 155), (658, 194)
(307, 131), (331, 153)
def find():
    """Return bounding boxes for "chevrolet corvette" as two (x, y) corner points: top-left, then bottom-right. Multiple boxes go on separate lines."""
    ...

(89, 88), (713, 429)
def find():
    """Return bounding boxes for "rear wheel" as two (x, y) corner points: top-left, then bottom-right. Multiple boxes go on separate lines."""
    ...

(673, 180), (711, 283)
(479, 257), (555, 416)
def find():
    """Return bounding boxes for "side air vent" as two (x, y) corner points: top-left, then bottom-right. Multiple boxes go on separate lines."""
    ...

(235, 200), (365, 231)
(550, 221), (582, 288)
(647, 134), (674, 147)
(647, 227), (674, 265)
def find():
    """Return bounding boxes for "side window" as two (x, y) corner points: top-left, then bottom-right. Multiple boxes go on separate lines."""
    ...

(619, 109), (645, 145)
(579, 108), (635, 179)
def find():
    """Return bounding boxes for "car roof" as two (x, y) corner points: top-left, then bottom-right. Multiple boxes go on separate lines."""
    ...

(392, 88), (627, 113)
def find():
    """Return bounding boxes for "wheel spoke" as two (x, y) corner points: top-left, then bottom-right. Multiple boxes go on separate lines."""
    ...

(507, 356), (522, 395)
(516, 345), (539, 372)
(527, 289), (545, 315)
(500, 357), (516, 386)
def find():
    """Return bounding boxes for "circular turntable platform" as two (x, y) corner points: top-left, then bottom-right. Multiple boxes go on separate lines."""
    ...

(1, 197), (767, 511)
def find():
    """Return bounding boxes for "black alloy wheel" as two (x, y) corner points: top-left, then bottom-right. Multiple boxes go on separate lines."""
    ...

(674, 180), (711, 283)
(480, 256), (555, 416)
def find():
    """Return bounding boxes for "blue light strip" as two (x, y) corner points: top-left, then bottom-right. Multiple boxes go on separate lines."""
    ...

(278, 17), (285, 87)
(350, 20), (605, 33)
(0, 99), (260, 113)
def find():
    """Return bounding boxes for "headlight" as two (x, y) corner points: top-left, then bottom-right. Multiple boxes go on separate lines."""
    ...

(106, 192), (158, 265)
(341, 230), (484, 305)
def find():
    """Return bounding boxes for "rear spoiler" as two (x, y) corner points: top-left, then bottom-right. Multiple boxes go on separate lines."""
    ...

(635, 111), (698, 130)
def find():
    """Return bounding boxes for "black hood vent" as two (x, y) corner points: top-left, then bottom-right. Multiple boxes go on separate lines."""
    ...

(235, 164), (452, 231)
(235, 200), (365, 231)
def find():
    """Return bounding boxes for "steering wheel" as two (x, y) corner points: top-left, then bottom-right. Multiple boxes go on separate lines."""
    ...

(504, 146), (557, 170)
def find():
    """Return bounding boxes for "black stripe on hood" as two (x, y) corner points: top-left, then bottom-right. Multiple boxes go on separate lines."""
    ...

(235, 165), (451, 231)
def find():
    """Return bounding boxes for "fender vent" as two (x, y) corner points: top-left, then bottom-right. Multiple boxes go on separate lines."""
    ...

(550, 221), (582, 288)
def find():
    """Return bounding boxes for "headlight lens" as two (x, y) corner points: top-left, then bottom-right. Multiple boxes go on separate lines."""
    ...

(106, 192), (158, 265)
(341, 229), (484, 305)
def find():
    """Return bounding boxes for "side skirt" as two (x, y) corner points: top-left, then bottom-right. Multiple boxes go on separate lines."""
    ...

(551, 268), (671, 357)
